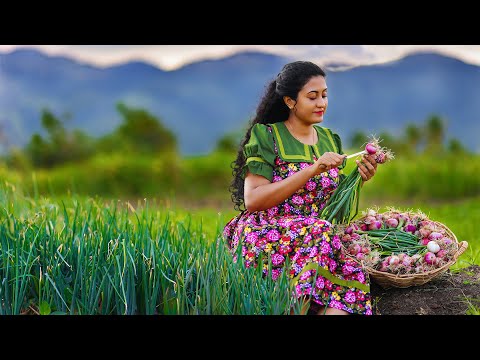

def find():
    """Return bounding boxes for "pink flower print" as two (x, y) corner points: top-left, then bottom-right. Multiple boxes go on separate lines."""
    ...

(306, 181), (317, 191)
(328, 259), (337, 272)
(295, 284), (302, 295)
(278, 245), (292, 255)
(356, 271), (365, 283)
(304, 217), (316, 225)
(292, 195), (304, 205)
(356, 291), (366, 301)
(242, 246), (247, 256)
(245, 232), (258, 244)
(342, 264), (355, 276)
(309, 246), (318, 257)
(300, 270), (312, 281)
(283, 203), (292, 213)
(329, 168), (338, 178)
(272, 268), (282, 281)
(325, 279), (333, 290)
(320, 241), (331, 255)
(267, 206), (279, 217)
(303, 233), (312, 244)
(273, 175), (282, 183)
(321, 177), (331, 188)
(315, 276), (325, 289)
(266, 229), (280, 242)
(271, 253), (285, 266)
(302, 286), (313, 296)
(329, 300), (344, 310)
(299, 162), (310, 170)
(255, 238), (267, 249)
(332, 235), (341, 250)
(365, 308), (373, 315)
(304, 194), (314, 204)
(344, 290), (356, 304)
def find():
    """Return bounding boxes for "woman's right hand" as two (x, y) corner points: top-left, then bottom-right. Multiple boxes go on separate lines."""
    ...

(311, 152), (347, 176)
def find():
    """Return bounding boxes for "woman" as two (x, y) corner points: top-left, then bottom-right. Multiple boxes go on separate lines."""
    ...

(222, 61), (378, 315)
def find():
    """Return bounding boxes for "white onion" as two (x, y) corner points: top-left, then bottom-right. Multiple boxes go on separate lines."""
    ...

(427, 240), (440, 253)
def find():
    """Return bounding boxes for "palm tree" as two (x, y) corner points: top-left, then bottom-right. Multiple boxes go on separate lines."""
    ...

(424, 114), (445, 153)
(404, 123), (422, 153)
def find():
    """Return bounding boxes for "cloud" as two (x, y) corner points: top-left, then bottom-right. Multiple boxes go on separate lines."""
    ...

(2, 45), (480, 71)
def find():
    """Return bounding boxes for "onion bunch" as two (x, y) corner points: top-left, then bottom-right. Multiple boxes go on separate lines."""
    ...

(320, 136), (394, 224)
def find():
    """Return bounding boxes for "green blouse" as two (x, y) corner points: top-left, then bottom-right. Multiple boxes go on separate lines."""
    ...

(244, 121), (346, 182)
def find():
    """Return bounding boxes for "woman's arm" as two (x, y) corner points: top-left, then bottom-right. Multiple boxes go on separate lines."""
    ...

(244, 152), (346, 212)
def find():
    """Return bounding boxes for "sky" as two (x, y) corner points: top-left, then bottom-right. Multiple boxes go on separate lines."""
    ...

(1, 45), (480, 70)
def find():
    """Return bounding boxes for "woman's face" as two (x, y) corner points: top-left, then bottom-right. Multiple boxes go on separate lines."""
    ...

(288, 75), (328, 124)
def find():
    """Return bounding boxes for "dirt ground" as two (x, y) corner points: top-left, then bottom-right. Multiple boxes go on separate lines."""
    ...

(370, 265), (480, 315)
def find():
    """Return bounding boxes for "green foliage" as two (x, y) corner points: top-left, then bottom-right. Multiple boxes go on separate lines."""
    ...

(104, 102), (177, 154)
(424, 114), (446, 154)
(348, 130), (369, 149)
(214, 128), (245, 153)
(0, 185), (477, 315)
(23, 109), (95, 168)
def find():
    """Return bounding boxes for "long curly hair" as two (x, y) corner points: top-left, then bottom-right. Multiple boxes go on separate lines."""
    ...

(229, 61), (326, 211)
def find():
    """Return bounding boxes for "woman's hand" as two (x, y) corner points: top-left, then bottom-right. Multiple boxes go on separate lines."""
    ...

(356, 154), (377, 182)
(312, 152), (347, 176)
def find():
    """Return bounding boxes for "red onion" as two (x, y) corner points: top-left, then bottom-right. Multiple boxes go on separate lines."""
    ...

(419, 227), (431, 238)
(389, 255), (400, 265)
(341, 234), (352, 242)
(404, 224), (417, 233)
(443, 238), (453, 246)
(368, 221), (382, 230)
(424, 252), (436, 265)
(436, 249), (447, 258)
(386, 218), (399, 228)
(421, 238), (430, 246)
(345, 223), (359, 234)
(365, 143), (377, 155)
(364, 215), (376, 224)
(428, 232), (443, 241)
(375, 152), (386, 164)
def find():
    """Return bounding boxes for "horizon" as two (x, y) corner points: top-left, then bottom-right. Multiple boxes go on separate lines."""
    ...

(1, 45), (480, 71)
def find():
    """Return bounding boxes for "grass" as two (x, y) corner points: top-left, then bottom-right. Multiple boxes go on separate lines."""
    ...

(1, 176), (479, 314)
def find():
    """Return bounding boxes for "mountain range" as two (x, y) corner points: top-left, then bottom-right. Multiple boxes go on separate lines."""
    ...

(1, 48), (479, 155)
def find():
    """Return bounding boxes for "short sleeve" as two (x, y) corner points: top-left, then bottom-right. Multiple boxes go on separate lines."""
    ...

(243, 123), (276, 182)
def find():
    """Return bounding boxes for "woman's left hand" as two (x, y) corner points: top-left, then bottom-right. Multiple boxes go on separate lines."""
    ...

(356, 154), (377, 182)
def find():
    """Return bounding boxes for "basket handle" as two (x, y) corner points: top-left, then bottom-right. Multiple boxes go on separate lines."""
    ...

(453, 241), (468, 261)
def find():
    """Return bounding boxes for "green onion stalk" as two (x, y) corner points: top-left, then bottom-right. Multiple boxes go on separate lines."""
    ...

(357, 228), (426, 256)
(320, 137), (394, 225)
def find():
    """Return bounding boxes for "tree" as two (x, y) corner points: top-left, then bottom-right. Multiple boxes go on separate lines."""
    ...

(114, 102), (177, 154)
(404, 123), (423, 153)
(24, 108), (94, 168)
(424, 114), (445, 153)
(447, 138), (468, 155)
(214, 128), (244, 153)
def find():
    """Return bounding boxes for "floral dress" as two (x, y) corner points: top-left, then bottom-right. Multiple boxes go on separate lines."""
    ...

(222, 121), (372, 315)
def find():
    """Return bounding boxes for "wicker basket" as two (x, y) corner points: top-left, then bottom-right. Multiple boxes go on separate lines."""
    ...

(352, 218), (468, 289)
